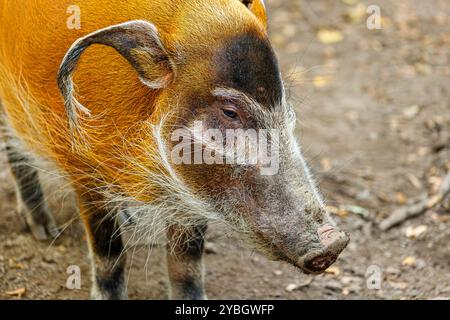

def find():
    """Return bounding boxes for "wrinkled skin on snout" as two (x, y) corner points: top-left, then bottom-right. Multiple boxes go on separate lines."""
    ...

(167, 31), (349, 274)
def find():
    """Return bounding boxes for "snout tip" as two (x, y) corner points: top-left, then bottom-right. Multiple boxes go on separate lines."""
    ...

(297, 227), (350, 274)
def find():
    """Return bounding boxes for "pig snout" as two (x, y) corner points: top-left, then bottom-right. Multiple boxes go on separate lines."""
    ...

(297, 225), (349, 273)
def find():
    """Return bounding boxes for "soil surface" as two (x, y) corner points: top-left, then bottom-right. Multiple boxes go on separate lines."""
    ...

(0, 0), (449, 299)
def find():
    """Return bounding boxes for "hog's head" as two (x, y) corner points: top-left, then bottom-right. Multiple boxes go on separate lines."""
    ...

(58, 0), (348, 274)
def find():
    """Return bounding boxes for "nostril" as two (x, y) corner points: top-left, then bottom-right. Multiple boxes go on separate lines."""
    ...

(305, 252), (336, 272)
(298, 227), (350, 273)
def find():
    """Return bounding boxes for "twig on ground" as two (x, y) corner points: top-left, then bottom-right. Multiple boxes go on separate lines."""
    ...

(379, 172), (450, 231)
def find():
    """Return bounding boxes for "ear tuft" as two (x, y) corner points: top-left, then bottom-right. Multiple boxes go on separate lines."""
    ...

(57, 20), (174, 134)
(241, 0), (268, 29)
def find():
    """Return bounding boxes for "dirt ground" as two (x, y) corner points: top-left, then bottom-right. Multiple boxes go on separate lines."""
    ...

(0, 0), (449, 300)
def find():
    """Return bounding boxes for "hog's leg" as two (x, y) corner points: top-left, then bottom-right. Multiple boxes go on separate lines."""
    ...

(166, 223), (207, 300)
(4, 142), (59, 240)
(79, 196), (127, 300)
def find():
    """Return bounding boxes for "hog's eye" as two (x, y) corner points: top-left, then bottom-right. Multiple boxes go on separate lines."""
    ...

(222, 108), (238, 119)
(221, 101), (239, 120)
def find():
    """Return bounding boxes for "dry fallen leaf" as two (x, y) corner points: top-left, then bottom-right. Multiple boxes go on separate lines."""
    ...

(285, 283), (298, 292)
(317, 29), (344, 44)
(8, 259), (27, 270)
(341, 0), (360, 5)
(405, 225), (428, 239)
(5, 287), (26, 298)
(415, 63), (431, 75)
(326, 206), (340, 214)
(402, 256), (416, 266)
(395, 192), (407, 205)
(428, 176), (443, 193)
(388, 281), (408, 290)
(313, 75), (331, 88)
(326, 206), (349, 218)
(270, 34), (285, 47)
(431, 213), (450, 223)
(416, 146), (428, 156)
(282, 24), (297, 38)
(427, 195), (443, 208)
(381, 17), (393, 29)
(403, 105), (420, 119)
(325, 266), (341, 276)
(345, 111), (359, 121)
(389, 117), (400, 131)
(320, 157), (332, 171)
(344, 3), (367, 24)
(285, 278), (314, 292)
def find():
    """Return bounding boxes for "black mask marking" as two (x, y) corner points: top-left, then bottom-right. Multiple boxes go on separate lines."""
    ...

(215, 33), (283, 108)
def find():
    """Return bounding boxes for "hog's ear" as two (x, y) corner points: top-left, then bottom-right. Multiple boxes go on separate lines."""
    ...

(57, 20), (174, 131)
(241, 0), (268, 30)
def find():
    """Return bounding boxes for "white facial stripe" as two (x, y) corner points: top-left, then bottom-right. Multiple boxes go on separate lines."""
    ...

(213, 87), (269, 122)
(213, 87), (254, 105)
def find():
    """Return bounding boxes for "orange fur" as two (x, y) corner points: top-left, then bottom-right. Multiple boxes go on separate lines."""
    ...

(0, 0), (267, 200)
